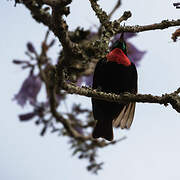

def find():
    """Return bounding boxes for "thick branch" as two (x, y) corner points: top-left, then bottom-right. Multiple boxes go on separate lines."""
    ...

(51, 8), (74, 56)
(62, 82), (180, 113)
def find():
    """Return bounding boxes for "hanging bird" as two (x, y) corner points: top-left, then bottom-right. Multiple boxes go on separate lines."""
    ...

(91, 33), (138, 141)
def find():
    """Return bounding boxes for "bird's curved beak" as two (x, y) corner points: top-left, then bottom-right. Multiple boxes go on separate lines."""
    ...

(120, 32), (124, 41)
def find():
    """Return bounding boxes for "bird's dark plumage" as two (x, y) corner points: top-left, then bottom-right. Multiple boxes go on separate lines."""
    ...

(91, 34), (138, 141)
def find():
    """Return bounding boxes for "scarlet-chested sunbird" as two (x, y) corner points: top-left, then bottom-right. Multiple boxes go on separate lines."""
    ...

(91, 33), (138, 141)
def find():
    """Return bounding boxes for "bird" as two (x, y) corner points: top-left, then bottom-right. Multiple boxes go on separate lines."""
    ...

(91, 33), (138, 141)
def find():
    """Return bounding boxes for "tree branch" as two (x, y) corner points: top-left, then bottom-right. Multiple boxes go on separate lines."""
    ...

(51, 8), (74, 57)
(114, 19), (180, 33)
(115, 11), (132, 24)
(89, 0), (180, 34)
(62, 82), (180, 113)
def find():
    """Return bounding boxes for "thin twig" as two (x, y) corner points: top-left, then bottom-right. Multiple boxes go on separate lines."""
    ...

(108, 0), (121, 19)
(116, 11), (132, 24)
(114, 19), (180, 33)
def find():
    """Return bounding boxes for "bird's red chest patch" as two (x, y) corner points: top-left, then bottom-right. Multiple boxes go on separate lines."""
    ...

(106, 48), (131, 66)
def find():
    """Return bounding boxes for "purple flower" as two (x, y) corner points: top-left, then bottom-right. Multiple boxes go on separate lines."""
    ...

(12, 60), (27, 64)
(14, 74), (42, 106)
(27, 42), (36, 53)
(77, 75), (93, 87)
(19, 112), (37, 121)
(83, 75), (93, 86)
(112, 32), (137, 42)
(74, 126), (83, 135)
(77, 77), (84, 86)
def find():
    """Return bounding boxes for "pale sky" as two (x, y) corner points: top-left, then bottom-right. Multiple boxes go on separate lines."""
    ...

(1, 0), (180, 179)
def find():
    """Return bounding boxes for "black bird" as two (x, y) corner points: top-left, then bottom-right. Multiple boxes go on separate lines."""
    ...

(91, 33), (138, 141)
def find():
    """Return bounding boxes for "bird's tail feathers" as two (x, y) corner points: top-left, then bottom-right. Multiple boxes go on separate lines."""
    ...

(113, 102), (136, 129)
(92, 119), (113, 141)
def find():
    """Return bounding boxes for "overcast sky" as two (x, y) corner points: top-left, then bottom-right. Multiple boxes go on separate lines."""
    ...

(1, 0), (180, 180)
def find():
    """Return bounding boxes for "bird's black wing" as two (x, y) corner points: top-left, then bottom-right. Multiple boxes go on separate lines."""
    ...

(92, 58), (122, 121)
(92, 58), (107, 89)
(113, 62), (138, 129)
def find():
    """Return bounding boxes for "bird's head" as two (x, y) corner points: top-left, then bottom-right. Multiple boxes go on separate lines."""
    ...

(110, 33), (127, 55)
(106, 33), (131, 66)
